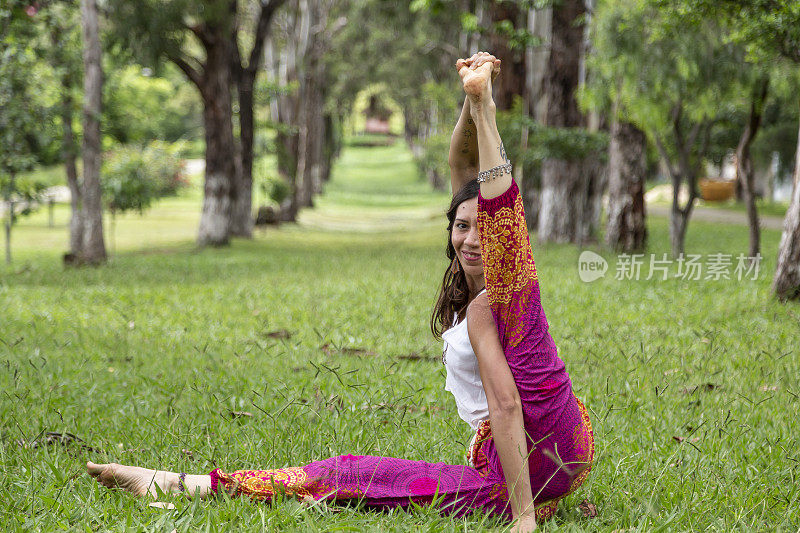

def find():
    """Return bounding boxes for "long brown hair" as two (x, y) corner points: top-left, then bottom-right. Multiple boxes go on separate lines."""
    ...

(430, 179), (480, 340)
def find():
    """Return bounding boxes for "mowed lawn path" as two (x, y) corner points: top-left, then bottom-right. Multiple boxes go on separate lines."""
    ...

(2, 143), (798, 531)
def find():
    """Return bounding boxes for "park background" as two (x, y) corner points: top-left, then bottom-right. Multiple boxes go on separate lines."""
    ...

(2, 0), (799, 531)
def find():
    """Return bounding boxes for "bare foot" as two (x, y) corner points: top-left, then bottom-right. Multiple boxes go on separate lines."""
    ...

(457, 52), (500, 110)
(86, 461), (176, 498)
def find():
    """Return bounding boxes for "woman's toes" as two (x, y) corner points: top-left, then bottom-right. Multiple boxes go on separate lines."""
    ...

(87, 461), (106, 477)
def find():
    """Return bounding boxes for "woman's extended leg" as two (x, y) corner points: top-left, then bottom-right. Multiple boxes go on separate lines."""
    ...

(86, 461), (211, 498)
(87, 446), (513, 519)
(209, 452), (509, 518)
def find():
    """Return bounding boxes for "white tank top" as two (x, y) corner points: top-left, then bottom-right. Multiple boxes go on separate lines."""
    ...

(442, 289), (490, 430)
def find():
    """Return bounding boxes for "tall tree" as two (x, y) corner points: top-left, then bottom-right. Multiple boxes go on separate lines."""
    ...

(537, 0), (604, 245)
(605, 112), (648, 252)
(229, 0), (287, 236)
(40, 2), (84, 260)
(588, 0), (740, 256)
(486, 0), (526, 112)
(661, 0), (800, 299)
(79, 0), (106, 263)
(584, 2), (648, 251)
(110, 0), (285, 246)
(0, 41), (46, 264)
(735, 74), (770, 259)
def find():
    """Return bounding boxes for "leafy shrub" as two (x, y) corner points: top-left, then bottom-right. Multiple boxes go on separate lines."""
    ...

(416, 133), (451, 186)
(496, 97), (609, 190)
(141, 141), (187, 197)
(0, 174), (47, 221)
(258, 174), (290, 206)
(101, 141), (186, 214)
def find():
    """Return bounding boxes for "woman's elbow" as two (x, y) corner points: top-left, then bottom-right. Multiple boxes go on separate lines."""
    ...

(493, 392), (522, 417)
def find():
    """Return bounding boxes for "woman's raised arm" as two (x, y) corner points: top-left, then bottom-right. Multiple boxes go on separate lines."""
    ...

(449, 53), (501, 195)
(458, 53), (511, 200)
(447, 98), (478, 194)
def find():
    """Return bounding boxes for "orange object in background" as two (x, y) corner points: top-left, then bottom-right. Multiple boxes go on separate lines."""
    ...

(700, 179), (735, 201)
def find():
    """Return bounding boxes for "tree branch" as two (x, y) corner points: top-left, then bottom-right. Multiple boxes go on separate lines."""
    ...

(653, 134), (677, 179)
(244, 0), (288, 75)
(166, 50), (203, 89)
(186, 22), (213, 49)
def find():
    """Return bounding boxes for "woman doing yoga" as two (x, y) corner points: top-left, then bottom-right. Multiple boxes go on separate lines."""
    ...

(87, 52), (594, 531)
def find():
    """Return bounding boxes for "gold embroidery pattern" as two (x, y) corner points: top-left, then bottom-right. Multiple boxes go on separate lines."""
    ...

(222, 467), (313, 500)
(535, 498), (559, 521)
(567, 396), (595, 494)
(478, 190), (538, 348)
(467, 420), (493, 476)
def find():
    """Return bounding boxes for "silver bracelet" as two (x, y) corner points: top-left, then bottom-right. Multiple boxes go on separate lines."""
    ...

(477, 162), (512, 183)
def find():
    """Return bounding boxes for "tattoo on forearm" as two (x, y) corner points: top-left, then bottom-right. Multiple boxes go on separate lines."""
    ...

(467, 118), (474, 125)
(461, 129), (472, 154)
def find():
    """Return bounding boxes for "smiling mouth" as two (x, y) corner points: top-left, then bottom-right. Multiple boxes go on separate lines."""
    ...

(462, 251), (481, 262)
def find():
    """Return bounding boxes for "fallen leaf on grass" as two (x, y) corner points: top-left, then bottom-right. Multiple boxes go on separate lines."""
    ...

(578, 499), (597, 518)
(407, 405), (444, 414)
(319, 343), (376, 357)
(398, 352), (436, 361)
(672, 436), (700, 443)
(759, 385), (778, 392)
(342, 347), (376, 356)
(360, 402), (391, 411)
(17, 431), (101, 453)
(266, 329), (292, 340)
(148, 502), (175, 510)
(680, 383), (717, 394)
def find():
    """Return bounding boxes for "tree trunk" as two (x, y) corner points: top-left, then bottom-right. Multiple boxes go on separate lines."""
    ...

(668, 173), (698, 258)
(230, 71), (255, 237)
(538, 158), (582, 243)
(583, 158), (607, 244)
(62, 73), (83, 259)
(669, 202), (692, 259)
(404, 109), (424, 160)
(605, 119), (648, 251)
(772, 107), (800, 301)
(274, 30), (299, 222)
(320, 112), (339, 184)
(300, 43), (325, 202)
(229, 0), (286, 237)
(537, 0), (588, 244)
(523, 183), (540, 232)
(4, 171), (14, 265)
(197, 35), (237, 247)
(520, 6), (550, 233)
(79, 0), (106, 264)
(488, 1), (526, 112)
(736, 76), (769, 259)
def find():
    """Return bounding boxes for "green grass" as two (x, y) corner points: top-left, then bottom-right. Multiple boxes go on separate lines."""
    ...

(693, 197), (790, 219)
(645, 180), (789, 218)
(2, 143), (799, 531)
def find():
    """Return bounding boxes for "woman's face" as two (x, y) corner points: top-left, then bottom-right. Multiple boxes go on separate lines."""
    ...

(451, 197), (483, 281)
